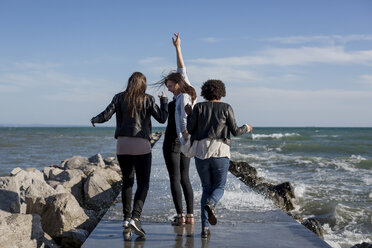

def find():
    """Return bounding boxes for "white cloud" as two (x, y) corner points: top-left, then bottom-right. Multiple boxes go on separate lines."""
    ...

(139, 57), (167, 65)
(187, 65), (260, 83)
(225, 87), (372, 126)
(360, 74), (372, 86)
(201, 37), (220, 43)
(266, 34), (372, 45)
(190, 46), (372, 66)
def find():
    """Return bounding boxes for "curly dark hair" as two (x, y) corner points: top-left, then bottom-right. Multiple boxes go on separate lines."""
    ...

(201, 79), (226, 101)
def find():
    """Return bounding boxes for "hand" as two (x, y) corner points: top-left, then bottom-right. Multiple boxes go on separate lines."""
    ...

(184, 104), (192, 115)
(183, 130), (189, 141)
(245, 124), (253, 133)
(172, 32), (181, 48)
(158, 91), (166, 98)
(91, 120), (96, 127)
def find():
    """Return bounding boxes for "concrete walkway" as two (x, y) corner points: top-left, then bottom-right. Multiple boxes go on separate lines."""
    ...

(82, 136), (331, 248)
(83, 208), (331, 248)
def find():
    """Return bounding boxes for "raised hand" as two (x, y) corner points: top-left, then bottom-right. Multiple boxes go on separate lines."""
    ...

(172, 32), (181, 48)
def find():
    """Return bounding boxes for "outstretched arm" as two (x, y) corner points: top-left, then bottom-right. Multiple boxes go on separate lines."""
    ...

(173, 32), (191, 85)
(172, 32), (185, 68)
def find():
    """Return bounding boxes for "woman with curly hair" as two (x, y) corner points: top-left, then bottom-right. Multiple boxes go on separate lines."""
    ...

(185, 79), (252, 238)
(159, 33), (196, 226)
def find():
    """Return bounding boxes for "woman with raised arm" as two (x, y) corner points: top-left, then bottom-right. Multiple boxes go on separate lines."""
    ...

(91, 72), (168, 239)
(160, 33), (196, 226)
(185, 79), (253, 238)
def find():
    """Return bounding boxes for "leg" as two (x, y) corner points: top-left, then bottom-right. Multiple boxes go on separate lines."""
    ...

(117, 154), (135, 220)
(179, 153), (193, 215)
(131, 153), (152, 219)
(208, 157), (230, 206)
(195, 157), (212, 228)
(163, 148), (183, 214)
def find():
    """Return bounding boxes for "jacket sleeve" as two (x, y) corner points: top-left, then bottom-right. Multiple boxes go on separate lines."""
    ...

(91, 95), (117, 124)
(149, 95), (168, 124)
(187, 104), (199, 135)
(175, 94), (191, 145)
(226, 105), (248, 136)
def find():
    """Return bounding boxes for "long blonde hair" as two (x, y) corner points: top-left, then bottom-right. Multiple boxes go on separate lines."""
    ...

(124, 72), (147, 118)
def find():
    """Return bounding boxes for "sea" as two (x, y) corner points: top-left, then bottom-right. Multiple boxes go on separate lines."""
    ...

(0, 126), (371, 248)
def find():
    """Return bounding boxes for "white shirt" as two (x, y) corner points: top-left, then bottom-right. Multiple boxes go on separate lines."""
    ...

(175, 67), (194, 145)
(190, 138), (231, 159)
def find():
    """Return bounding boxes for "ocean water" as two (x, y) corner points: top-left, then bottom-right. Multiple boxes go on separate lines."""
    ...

(0, 126), (371, 247)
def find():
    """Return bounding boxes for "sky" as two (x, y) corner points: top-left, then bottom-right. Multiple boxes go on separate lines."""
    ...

(1, 0), (372, 127)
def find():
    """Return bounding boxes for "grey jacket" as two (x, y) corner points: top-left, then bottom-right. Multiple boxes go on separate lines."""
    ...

(91, 92), (168, 140)
(187, 101), (247, 146)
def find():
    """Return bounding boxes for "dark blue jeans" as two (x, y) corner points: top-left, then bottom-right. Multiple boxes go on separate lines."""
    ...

(195, 157), (230, 228)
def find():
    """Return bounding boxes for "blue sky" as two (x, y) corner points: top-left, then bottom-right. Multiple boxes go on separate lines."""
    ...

(1, 1), (372, 127)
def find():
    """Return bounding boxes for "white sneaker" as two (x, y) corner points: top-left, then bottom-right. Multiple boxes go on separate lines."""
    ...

(123, 219), (130, 228)
(130, 219), (146, 238)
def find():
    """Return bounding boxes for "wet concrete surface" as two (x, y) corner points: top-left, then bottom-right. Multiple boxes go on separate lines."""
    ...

(82, 136), (331, 248)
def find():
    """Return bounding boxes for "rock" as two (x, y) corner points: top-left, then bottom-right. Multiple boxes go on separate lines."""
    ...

(301, 218), (324, 239)
(88, 154), (105, 167)
(61, 229), (89, 248)
(83, 173), (116, 211)
(25, 179), (57, 198)
(351, 243), (372, 248)
(43, 167), (64, 180)
(61, 156), (89, 170)
(9, 167), (23, 176)
(25, 168), (45, 181)
(0, 176), (20, 213)
(26, 193), (89, 240)
(42, 232), (62, 248)
(47, 169), (86, 205)
(229, 160), (264, 187)
(11, 168), (56, 204)
(9, 169), (58, 214)
(229, 160), (295, 212)
(104, 156), (118, 166)
(0, 211), (44, 248)
(93, 167), (122, 194)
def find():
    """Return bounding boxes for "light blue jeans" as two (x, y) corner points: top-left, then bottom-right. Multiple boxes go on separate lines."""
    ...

(195, 157), (230, 228)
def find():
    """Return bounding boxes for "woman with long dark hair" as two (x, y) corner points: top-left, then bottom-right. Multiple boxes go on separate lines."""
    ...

(185, 79), (252, 238)
(91, 72), (168, 239)
(159, 33), (196, 226)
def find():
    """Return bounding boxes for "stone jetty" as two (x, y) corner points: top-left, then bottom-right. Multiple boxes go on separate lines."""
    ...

(0, 132), (162, 248)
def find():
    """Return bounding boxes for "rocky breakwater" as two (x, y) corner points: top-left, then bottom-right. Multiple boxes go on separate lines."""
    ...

(0, 132), (163, 248)
(229, 160), (325, 240)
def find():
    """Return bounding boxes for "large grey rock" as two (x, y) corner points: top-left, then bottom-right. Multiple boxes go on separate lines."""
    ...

(11, 168), (56, 204)
(351, 243), (372, 248)
(88, 153), (105, 167)
(61, 156), (89, 170)
(94, 167), (121, 184)
(43, 166), (64, 180)
(46, 169), (86, 205)
(26, 193), (89, 240)
(103, 156), (118, 166)
(84, 173), (116, 211)
(42, 232), (62, 248)
(229, 160), (295, 212)
(61, 229), (89, 248)
(10, 168), (58, 214)
(0, 211), (44, 248)
(301, 218), (324, 240)
(0, 176), (21, 213)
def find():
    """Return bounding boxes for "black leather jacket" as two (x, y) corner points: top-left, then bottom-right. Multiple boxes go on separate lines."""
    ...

(91, 92), (168, 140)
(187, 101), (247, 146)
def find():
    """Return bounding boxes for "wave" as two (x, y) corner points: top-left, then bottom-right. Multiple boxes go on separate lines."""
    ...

(252, 132), (302, 140)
